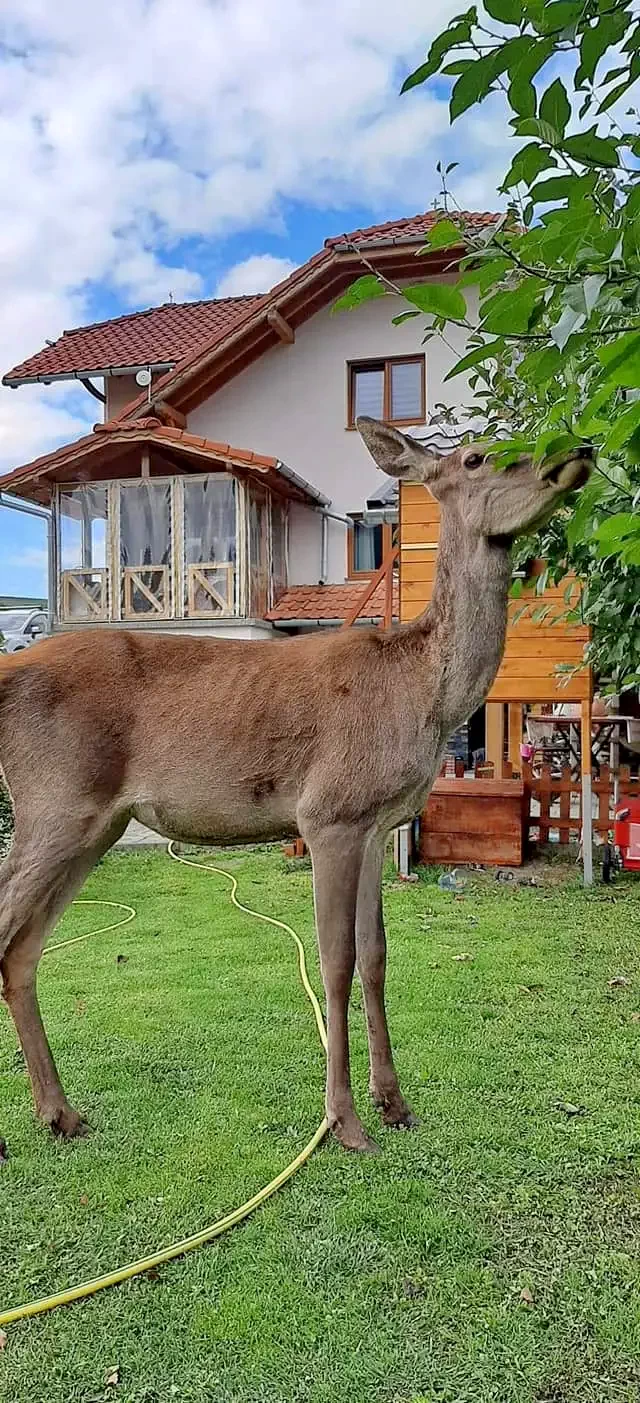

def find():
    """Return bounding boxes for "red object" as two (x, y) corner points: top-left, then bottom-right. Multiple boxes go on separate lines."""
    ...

(613, 798), (640, 871)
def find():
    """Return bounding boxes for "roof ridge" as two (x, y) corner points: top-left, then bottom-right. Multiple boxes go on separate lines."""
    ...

(324, 208), (500, 247)
(61, 292), (264, 341)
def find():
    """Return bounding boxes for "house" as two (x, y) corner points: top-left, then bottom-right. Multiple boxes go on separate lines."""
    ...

(0, 210), (499, 638)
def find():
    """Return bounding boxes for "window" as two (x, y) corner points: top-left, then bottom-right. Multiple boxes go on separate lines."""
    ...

(348, 519), (397, 577)
(347, 355), (425, 428)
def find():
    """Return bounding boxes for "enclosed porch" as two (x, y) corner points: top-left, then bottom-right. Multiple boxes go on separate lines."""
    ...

(0, 418), (328, 636)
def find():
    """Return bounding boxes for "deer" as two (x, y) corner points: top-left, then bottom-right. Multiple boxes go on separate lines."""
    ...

(0, 418), (592, 1154)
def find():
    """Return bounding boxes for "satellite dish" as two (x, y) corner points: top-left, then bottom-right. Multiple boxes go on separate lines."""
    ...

(135, 368), (152, 387)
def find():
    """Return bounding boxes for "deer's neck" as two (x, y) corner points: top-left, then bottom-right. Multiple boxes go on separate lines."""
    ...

(411, 505), (512, 735)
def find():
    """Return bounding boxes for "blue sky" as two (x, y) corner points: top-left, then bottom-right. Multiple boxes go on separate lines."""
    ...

(0, 0), (514, 599)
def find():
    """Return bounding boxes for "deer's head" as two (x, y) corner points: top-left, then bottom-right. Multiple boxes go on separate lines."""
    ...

(357, 418), (593, 542)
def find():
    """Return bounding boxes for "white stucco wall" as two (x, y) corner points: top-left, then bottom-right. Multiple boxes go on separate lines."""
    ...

(188, 286), (476, 585)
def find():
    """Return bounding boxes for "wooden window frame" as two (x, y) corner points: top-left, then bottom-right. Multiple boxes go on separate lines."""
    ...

(347, 517), (395, 579)
(346, 354), (426, 430)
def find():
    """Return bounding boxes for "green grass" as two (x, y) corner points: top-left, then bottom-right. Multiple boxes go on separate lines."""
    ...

(2, 848), (640, 1403)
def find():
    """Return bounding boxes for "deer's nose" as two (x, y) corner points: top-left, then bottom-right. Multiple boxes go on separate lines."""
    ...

(580, 443), (595, 459)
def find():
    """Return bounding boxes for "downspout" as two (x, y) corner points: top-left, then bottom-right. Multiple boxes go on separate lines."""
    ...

(311, 505), (353, 586)
(320, 513), (328, 585)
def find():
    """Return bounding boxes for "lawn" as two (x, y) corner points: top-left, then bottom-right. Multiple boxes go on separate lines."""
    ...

(2, 847), (640, 1403)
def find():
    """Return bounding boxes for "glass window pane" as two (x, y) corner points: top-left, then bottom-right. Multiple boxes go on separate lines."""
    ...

(353, 365), (384, 420)
(248, 481), (270, 617)
(59, 485), (108, 570)
(184, 475), (236, 616)
(59, 485), (108, 620)
(390, 359), (422, 421)
(120, 481), (171, 617)
(353, 521), (382, 571)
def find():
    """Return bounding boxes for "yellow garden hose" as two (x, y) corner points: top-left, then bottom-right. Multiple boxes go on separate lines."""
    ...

(0, 844), (328, 1328)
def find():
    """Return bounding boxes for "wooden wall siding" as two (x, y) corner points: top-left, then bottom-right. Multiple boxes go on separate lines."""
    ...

(421, 777), (526, 867)
(399, 483), (592, 704)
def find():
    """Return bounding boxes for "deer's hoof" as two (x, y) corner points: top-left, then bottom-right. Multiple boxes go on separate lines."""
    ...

(46, 1106), (90, 1140)
(330, 1113), (379, 1154)
(383, 1106), (420, 1131)
(371, 1090), (419, 1131)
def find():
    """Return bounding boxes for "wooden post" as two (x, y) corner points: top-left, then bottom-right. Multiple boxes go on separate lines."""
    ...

(485, 702), (505, 779)
(508, 703), (523, 774)
(383, 555), (394, 630)
(581, 695), (593, 886)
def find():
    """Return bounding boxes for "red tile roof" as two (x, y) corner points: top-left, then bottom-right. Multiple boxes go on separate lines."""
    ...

(119, 209), (501, 420)
(0, 415), (324, 508)
(3, 295), (262, 385)
(265, 579), (399, 623)
(325, 210), (499, 248)
(3, 210), (501, 394)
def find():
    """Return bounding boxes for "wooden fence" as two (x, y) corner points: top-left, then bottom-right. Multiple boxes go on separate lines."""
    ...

(522, 761), (640, 844)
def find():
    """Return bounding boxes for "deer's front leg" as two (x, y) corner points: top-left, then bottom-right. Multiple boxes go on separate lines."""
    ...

(307, 825), (378, 1153)
(356, 834), (417, 1130)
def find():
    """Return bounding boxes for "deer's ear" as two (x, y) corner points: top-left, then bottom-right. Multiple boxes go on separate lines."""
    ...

(356, 417), (439, 483)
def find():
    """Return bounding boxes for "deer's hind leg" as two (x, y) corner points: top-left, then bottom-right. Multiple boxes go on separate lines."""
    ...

(356, 833), (417, 1130)
(0, 815), (126, 1139)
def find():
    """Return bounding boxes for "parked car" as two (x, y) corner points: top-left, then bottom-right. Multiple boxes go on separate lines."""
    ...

(0, 608), (48, 653)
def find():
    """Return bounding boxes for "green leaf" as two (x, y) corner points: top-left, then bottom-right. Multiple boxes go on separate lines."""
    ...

(401, 13), (475, 92)
(576, 385), (615, 433)
(481, 281), (544, 334)
(424, 218), (463, 250)
(593, 511), (639, 557)
(457, 255), (512, 292)
(536, 1), (583, 36)
(583, 274), (605, 317)
(601, 65), (629, 85)
(539, 78), (570, 136)
(501, 143), (556, 189)
(510, 577), (524, 599)
(577, 11), (630, 87)
(603, 401), (640, 453)
(440, 60), (475, 75)
(450, 53), (501, 121)
(443, 339), (505, 380)
(332, 276), (385, 312)
(560, 132), (620, 167)
(516, 344), (563, 383)
(484, 0), (520, 20)
(550, 305), (583, 349)
(528, 175), (574, 203)
(391, 311), (420, 326)
(625, 183), (640, 220)
(507, 38), (555, 116)
(513, 117), (565, 144)
(403, 283), (468, 320)
(597, 332), (640, 389)
(597, 78), (634, 114)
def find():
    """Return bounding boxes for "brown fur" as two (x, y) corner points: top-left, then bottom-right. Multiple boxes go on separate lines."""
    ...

(0, 420), (592, 1151)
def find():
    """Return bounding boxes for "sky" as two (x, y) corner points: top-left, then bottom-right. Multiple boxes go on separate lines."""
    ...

(0, 0), (518, 599)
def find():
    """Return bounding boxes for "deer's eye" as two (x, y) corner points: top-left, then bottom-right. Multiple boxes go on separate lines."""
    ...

(465, 452), (484, 470)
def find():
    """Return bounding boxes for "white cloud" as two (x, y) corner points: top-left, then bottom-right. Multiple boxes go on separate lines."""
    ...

(0, 0), (511, 474)
(216, 255), (298, 297)
(5, 547), (48, 571)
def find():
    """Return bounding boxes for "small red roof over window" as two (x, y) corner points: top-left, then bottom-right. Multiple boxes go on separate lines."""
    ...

(265, 580), (399, 623)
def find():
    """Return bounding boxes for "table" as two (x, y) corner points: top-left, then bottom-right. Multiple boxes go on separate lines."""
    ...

(547, 714), (636, 780)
